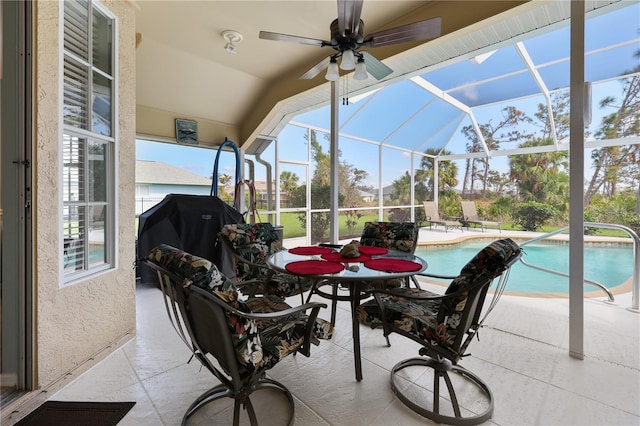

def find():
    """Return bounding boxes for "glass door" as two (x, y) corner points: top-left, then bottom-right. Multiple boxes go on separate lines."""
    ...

(1, 0), (33, 405)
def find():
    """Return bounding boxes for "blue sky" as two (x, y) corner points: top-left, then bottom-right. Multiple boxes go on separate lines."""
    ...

(136, 76), (627, 189)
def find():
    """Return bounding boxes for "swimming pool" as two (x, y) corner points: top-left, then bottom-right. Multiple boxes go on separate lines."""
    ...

(415, 240), (634, 295)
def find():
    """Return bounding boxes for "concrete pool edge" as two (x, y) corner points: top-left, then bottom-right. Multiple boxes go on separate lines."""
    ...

(415, 232), (633, 300)
(417, 231), (633, 247)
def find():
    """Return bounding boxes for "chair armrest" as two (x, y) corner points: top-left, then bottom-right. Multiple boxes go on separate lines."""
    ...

(370, 280), (484, 301)
(199, 289), (327, 320)
(369, 287), (447, 301)
(416, 271), (457, 280)
(239, 302), (328, 321)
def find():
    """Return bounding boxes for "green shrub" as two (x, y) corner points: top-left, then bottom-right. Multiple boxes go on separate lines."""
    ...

(583, 210), (599, 235)
(489, 196), (515, 222)
(627, 216), (640, 237)
(511, 201), (558, 231)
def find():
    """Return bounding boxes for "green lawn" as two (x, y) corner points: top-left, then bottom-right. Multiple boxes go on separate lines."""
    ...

(275, 211), (380, 239)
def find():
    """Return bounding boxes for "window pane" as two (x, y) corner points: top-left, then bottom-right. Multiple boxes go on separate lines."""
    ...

(382, 147), (412, 207)
(278, 125), (309, 162)
(63, 205), (86, 272)
(310, 212), (330, 244)
(282, 211), (306, 240)
(88, 205), (106, 266)
(64, 57), (89, 129)
(338, 137), (377, 208)
(92, 72), (112, 136)
(279, 163), (307, 208)
(88, 140), (106, 202)
(64, 0), (89, 61)
(383, 207), (411, 222)
(63, 134), (85, 202)
(92, 7), (112, 74)
(339, 210), (367, 240)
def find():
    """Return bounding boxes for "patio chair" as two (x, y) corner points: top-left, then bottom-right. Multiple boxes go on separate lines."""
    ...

(358, 238), (522, 425)
(143, 244), (332, 426)
(461, 201), (502, 233)
(218, 223), (314, 303)
(423, 201), (461, 232)
(311, 221), (420, 326)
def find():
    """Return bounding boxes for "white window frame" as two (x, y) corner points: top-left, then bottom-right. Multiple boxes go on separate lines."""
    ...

(60, 0), (117, 285)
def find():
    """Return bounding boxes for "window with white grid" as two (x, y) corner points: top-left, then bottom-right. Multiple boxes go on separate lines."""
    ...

(62, 0), (116, 282)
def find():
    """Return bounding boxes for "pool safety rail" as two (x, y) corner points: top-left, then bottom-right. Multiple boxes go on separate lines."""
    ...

(520, 222), (639, 312)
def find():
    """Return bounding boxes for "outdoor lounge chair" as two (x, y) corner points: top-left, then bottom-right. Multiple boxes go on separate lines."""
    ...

(423, 201), (461, 232)
(358, 238), (522, 425)
(143, 244), (332, 425)
(461, 201), (502, 232)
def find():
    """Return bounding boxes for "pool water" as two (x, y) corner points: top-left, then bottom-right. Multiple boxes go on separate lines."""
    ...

(415, 240), (634, 294)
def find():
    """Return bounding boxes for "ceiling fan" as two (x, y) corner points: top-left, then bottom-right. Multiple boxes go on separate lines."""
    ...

(259, 0), (441, 81)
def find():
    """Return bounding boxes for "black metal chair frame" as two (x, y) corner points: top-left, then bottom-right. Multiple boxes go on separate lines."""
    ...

(143, 259), (325, 426)
(370, 245), (522, 425)
(217, 231), (310, 305)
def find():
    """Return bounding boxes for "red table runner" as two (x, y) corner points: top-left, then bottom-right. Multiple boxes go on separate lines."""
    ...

(364, 258), (422, 273)
(285, 260), (345, 275)
(358, 246), (389, 256)
(288, 246), (334, 255)
(321, 252), (371, 263)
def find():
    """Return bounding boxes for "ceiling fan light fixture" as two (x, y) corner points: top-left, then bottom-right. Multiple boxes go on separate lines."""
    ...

(340, 49), (356, 70)
(354, 57), (368, 80)
(325, 58), (340, 81)
(222, 30), (243, 54)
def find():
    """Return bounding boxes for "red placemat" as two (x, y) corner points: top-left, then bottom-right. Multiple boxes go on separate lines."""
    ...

(288, 246), (334, 255)
(321, 252), (371, 263)
(364, 258), (422, 273)
(358, 246), (389, 256)
(285, 260), (345, 275)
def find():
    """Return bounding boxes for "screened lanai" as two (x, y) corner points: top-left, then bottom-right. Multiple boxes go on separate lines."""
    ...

(241, 0), (639, 234)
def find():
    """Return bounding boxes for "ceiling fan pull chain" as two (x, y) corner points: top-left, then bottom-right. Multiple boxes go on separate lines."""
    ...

(342, 75), (349, 106)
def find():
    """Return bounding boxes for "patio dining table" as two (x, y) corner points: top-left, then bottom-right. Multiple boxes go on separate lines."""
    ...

(267, 245), (428, 381)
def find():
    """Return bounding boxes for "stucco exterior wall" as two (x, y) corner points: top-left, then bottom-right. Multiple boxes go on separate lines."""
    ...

(34, 0), (137, 387)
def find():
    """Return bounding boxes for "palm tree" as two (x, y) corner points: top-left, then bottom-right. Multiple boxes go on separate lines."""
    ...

(279, 171), (299, 208)
(218, 173), (232, 199)
(509, 138), (568, 211)
(416, 148), (458, 198)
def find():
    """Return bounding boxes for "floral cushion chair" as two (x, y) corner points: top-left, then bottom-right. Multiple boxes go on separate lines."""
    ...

(219, 223), (314, 302)
(359, 221), (420, 289)
(356, 238), (522, 425)
(359, 221), (419, 254)
(144, 244), (333, 424)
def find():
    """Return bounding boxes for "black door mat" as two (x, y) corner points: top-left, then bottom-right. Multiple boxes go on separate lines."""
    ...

(15, 401), (136, 426)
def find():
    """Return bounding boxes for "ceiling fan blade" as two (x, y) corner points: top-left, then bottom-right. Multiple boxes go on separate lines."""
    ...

(259, 31), (327, 47)
(361, 51), (393, 80)
(337, 0), (364, 37)
(364, 17), (442, 48)
(299, 56), (330, 80)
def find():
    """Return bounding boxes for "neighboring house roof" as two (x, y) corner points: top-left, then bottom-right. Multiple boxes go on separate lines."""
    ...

(358, 189), (375, 198)
(382, 185), (394, 197)
(136, 160), (212, 186)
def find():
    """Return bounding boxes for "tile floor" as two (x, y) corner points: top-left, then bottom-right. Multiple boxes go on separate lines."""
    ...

(6, 229), (640, 425)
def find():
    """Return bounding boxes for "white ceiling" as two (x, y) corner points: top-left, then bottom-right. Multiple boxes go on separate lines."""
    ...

(135, 1), (441, 125)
